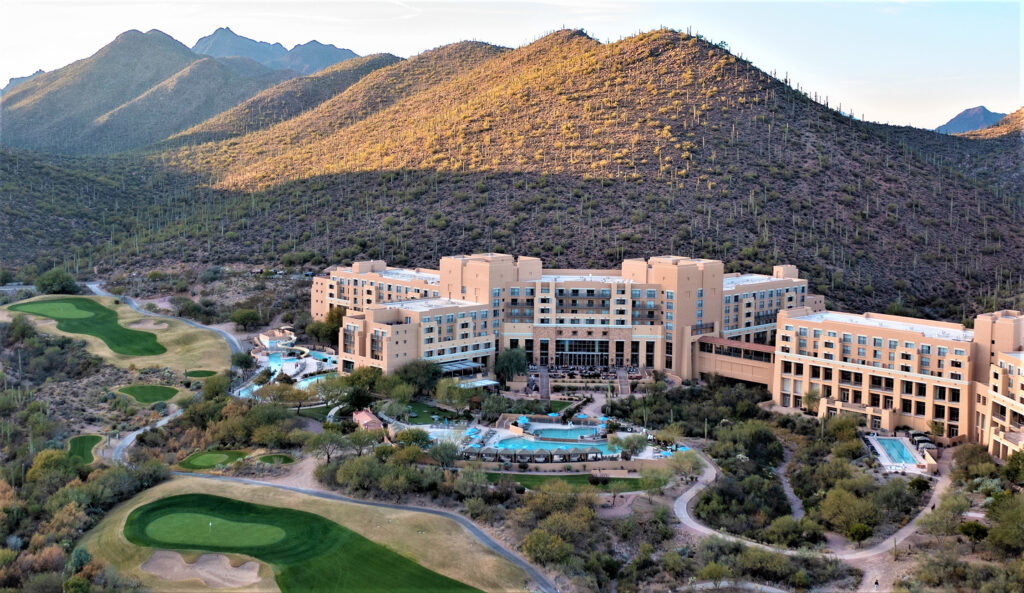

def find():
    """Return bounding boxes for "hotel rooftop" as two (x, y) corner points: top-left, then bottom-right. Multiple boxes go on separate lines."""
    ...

(379, 298), (480, 312)
(789, 311), (975, 342)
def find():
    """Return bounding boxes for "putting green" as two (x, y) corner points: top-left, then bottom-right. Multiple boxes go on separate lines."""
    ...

(69, 434), (102, 464)
(145, 512), (286, 547)
(185, 370), (216, 378)
(9, 297), (166, 356)
(179, 450), (246, 470)
(119, 385), (178, 403)
(124, 494), (483, 593)
(259, 454), (295, 465)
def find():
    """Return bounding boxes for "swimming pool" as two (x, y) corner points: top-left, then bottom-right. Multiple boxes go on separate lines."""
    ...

(308, 351), (337, 364)
(532, 426), (599, 439)
(496, 436), (618, 454)
(237, 374), (325, 399)
(877, 437), (917, 464)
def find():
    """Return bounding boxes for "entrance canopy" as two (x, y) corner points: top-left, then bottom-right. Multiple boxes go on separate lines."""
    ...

(439, 360), (483, 374)
(459, 378), (499, 389)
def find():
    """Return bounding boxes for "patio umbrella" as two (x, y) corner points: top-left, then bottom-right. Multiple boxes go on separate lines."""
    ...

(518, 416), (530, 424)
(547, 412), (560, 417)
(576, 413), (588, 418)
(918, 442), (938, 449)
(599, 416), (609, 421)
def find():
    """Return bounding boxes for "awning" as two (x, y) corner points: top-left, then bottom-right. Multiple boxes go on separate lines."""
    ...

(439, 360), (483, 373)
(459, 378), (499, 389)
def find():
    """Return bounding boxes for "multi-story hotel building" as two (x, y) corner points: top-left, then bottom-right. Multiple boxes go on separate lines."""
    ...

(312, 253), (822, 380)
(771, 307), (1024, 456)
(311, 253), (1024, 461)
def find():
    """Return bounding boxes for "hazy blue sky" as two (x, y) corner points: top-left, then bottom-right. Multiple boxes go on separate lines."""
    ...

(2, 1), (1019, 129)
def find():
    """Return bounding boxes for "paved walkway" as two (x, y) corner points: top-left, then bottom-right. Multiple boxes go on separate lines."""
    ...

(537, 367), (550, 398)
(673, 447), (953, 591)
(86, 282), (244, 354)
(616, 369), (630, 396)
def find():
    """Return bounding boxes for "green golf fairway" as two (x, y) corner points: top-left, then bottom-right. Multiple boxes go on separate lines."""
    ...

(145, 513), (287, 547)
(124, 494), (483, 593)
(260, 454), (295, 464)
(9, 298), (166, 356)
(179, 450), (246, 470)
(69, 435), (102, 463)
(119, 385), (178, 403)
(185, 370), (217, 378)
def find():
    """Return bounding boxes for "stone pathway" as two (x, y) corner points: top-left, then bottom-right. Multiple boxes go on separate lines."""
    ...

(775, 449), (805, 520)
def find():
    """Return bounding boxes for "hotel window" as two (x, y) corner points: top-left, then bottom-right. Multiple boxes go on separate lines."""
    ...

(920, 345), (931, 354)
(858, 335), (868, 345)
(696, 288), (703, 298)
(873, 338), (883, 347)
(666, 291), (675, 300)
(696, 299), (703, 308)
(646, 289), (657, 299)
(631, 289), (642, 298)
(510, 287), (520, 296)
(888, 339), (898, 349)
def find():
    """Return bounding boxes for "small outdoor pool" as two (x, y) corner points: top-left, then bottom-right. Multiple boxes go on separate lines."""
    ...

(877, 437), (917, 464)
(532, 426), (599, 439)
(496, 436), (618, 454)
(308, 351), (337, 364)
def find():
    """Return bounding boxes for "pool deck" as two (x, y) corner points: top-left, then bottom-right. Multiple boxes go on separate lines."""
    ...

(866, 435), (928, 474)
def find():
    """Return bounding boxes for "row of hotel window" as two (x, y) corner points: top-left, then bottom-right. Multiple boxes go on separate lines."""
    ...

(783, 327), (967, 357)
(423, 343), (492, 358)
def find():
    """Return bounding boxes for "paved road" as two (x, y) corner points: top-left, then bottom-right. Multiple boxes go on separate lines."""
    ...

(172, 472), (559, 593)
(0, 283), (35, 294)
(86, 282), (243, 354)
(110, 410), (183, 462)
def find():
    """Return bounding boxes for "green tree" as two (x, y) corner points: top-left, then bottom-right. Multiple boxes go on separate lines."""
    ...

(919, 490), (970, 546)
(435, 377), (473, 410)
(304, 431), (350, 463)
(847, 523), (872, 547)
(35, 267), (80, 294)
(394, 360), (441, 397)
(1002, 451), (1024, 485)
(202, 373), (230, 400)
(521, 528), (572, 564)
(803, 387), (821, 414)
(987, 493), (1024, 554)
(958, 521), (988, 552)
(231, 351), (255, 370)
(494, 348), (527, 385)
(668, 449), (705, 480)
(394, 428), (432, 449)
(639, 467), (673, 502)
(347, 429), (384, 456)
(610, 433), (648, 459)
(430, 440), (459, 469)
(229, 309), (260, 330)
(820, 487), (879, 532)
(698, 561), (732, 589)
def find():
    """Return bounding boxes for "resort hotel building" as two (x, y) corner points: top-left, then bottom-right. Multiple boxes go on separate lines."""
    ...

(310, 253), (1024, 460)
(311, 253), (821, 378)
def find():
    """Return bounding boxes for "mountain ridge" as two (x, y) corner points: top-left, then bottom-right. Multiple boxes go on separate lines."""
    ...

(190, 27), (358, 74)
(936, 105), (1006, 134)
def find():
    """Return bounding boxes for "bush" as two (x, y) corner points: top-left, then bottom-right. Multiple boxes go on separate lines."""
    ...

(34, 268), (79, 295)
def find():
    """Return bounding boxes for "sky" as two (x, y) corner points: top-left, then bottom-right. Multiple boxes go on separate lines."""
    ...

(1, 0), (1019, 129)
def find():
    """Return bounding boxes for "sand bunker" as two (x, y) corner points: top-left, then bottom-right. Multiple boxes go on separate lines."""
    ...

(129, 319), (168, 330)
(141, 550), (262, 588)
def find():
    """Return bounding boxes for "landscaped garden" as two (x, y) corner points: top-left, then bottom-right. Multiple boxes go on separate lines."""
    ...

(68, 434), (102, 463)
(9, 297), (166, 355)
(178, 450), (247, 470)
(486, 472), (639, 492)
(119, 384), (179, 403)
(123, 493), (484, 593)
(405, 401), (458, 425)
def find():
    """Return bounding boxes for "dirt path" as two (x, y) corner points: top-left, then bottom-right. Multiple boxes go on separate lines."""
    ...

(775, 449), (805, 520)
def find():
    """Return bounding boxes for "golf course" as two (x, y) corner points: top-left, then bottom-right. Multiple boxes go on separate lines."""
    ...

(82, 478), (529, 593)
(68, 434), (102, 464)
(123, 493), (486, 593)
(119, 385), (180, 403)
(4, 296), (229, 374)
(9, 297), (165, 355)
(179, 450), (248, 470)
(259, 454), (295, 465)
